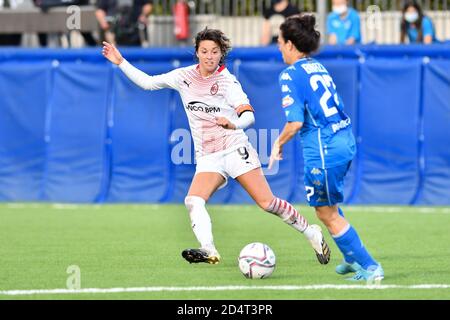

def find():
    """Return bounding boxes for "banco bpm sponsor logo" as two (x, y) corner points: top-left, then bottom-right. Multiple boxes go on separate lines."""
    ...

(186, 101), (221, 113)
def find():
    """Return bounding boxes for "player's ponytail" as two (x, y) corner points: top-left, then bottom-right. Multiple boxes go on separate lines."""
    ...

(280, 14), (320, 55)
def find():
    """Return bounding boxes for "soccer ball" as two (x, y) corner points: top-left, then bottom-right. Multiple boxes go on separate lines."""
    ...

(238, 242), (276, 279)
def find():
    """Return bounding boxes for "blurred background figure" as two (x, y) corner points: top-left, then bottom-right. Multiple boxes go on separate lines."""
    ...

(0, 0), (22, 46)
(326, 0), (360, 45)
(400, 0), (438, 44)
(33, 0), (97, 47)
(261, 0), (300, 46)
(96, 0), (153, 46)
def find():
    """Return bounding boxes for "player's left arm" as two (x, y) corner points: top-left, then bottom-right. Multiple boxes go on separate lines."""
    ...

(217, 79), (255, 130)
(216, 105), (255, 130)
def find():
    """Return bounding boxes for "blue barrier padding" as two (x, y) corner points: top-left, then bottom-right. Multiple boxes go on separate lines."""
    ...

(41, 62), (111, 202)
(1, 44), (449, 63)
(0, 62), (50, 201)
(106, 62), (175, 203)
(352, 59), (422, 204)
(415, 61), (450, 205)
(0, 45), (449, 204)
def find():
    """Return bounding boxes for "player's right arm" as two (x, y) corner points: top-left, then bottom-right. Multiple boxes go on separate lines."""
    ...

(102, 41), (179, 90)
(268, 69), (305, 169)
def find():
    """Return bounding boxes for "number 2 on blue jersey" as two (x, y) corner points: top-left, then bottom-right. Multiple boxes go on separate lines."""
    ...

(309, 74), (339, 118)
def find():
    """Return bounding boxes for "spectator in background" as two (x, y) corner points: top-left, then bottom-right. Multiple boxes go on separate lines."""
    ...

(400, 0), (437, 44)
(326, 0), (360, 45)
(33, 0), (97, 47)
(0, 0), (22, 46)
(261, 0), (300, 46)
(96, 0), (153, 46)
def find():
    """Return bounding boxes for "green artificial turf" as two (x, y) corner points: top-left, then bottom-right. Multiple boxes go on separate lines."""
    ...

(1, 203), (449, 300)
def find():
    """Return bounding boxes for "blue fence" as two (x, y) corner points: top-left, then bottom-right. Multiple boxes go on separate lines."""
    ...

(0, 45), (449, 205)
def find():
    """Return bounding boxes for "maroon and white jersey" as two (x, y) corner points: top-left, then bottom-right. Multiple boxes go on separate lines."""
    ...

(119, 60), (254, 158)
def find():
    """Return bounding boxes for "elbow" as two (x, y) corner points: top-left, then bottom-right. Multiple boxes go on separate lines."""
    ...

(248, 113), (255, 127)
(290, 121), (302, 133)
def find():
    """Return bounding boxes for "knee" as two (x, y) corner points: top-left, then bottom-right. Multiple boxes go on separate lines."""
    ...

(258, 198), (275, 212)
(184, 195), (206, 211)
(261, 197), (284, 213)
(316, 207), (340, 226)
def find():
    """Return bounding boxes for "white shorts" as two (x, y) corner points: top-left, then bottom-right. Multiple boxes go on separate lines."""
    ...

(195, 143), (261, 189)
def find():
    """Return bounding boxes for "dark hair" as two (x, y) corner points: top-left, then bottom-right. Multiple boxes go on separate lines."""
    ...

(194, 27), (231, 65)
(279, 14), (320, 54)
(400, 1), (424, 43)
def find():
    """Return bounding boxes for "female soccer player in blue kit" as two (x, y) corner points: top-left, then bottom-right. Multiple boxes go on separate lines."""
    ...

(269, 14), (384, 282)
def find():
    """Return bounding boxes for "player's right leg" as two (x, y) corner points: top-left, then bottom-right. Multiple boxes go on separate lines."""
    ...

(235, 166), (330, 265)
(182, 172), (225, 265)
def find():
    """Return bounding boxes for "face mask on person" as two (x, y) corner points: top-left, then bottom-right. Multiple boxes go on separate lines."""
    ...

(404, 12), (419, 23)
(332, 4), (348, 15)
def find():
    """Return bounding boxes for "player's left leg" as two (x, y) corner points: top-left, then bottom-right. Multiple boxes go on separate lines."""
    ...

(312, 163), (383, 281)
(235, 167), (330, 265)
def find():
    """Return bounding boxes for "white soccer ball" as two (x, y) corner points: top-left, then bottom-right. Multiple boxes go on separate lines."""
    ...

(238, 242), (276, 279)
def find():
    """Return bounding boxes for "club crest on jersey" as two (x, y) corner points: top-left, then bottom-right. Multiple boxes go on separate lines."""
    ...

(282, 95), (294, 108)
(210, 82), (219, 95)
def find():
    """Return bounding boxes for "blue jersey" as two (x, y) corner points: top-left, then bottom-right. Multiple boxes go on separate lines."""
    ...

(407, 16), (438, 43)
(278, 58), (356, 168)
(326, 8), (361, 44)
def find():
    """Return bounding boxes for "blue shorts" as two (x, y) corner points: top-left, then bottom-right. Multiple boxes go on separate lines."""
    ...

(304, 161), (352, 207)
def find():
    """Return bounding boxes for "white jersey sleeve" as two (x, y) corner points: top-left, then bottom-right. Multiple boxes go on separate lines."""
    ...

(118, 59), (180, 91)
(224, 75), (250, 110)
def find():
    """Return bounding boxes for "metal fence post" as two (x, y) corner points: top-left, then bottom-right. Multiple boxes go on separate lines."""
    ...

(316, 0), (327, 42)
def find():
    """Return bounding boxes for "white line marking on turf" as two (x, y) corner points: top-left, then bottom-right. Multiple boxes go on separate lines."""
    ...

(343, 207), (450, 214)
(1, 284), (449, 296)
(3, 204), (449, 214)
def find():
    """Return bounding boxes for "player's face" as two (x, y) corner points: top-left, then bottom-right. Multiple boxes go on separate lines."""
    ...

(197, 40), (222, 76)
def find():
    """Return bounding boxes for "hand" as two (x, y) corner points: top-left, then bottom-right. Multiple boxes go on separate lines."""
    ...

(216, 117), (236, 130)
(268, 140), (283, 170)
(102, 41), (123, 65)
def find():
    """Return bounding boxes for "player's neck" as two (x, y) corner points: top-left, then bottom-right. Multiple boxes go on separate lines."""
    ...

(290, 52), (308, 65)
(198, 66), (218, 78)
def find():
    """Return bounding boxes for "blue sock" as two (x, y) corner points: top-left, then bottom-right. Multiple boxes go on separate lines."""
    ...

(336, 207), (353, 263)
(333, 225), (378, 269)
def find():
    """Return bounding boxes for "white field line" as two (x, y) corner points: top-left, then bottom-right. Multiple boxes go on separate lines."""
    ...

(3, 203), (449, 214)
(4, 202), (450, 213)
(1, 284), (450, 296)
(4, 203), (161, 210)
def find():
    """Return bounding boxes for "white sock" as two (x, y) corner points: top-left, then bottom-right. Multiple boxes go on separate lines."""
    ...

(265, 197), (310, 235)
(184, 196), (215, 251)
(302, 225), (317, 241)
